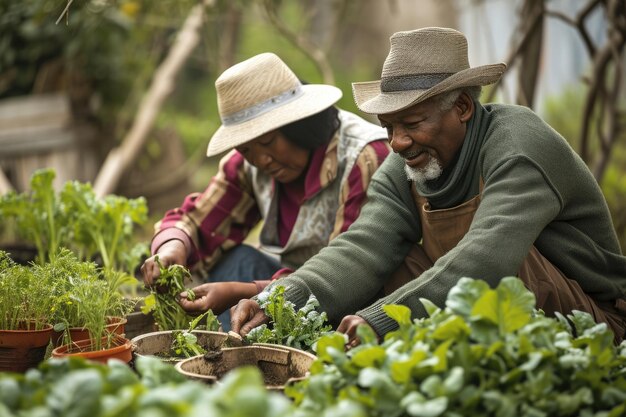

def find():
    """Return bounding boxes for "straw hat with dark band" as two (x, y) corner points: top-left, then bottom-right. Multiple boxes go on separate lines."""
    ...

(352, 27), (507, 115)
(207, 53), (342, 157)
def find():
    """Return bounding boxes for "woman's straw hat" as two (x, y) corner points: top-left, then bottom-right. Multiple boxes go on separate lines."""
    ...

(352, 27), (507, 115)
(207, 53), (342, 157)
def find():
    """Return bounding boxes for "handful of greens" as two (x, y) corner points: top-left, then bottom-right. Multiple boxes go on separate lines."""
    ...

(246, 285), (332, 352)
(141, 257), (219, 331)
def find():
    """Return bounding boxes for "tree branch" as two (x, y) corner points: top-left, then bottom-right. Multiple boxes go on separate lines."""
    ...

(262, 0), (335, 84)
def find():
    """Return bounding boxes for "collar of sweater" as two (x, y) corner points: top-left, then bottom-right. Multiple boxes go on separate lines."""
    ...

(414, 102), (489, 209)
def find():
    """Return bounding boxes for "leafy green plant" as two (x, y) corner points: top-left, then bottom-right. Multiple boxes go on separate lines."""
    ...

(0, 356), (295, 417)
(170, 310), (220, 358)
(0, 169), (149, 274)
(141, 257), (215, 330)
(0, 251), (57, 331)
(288, 277), (626, 417)
(246, 285), (332, 352)
(60, 179), (149, 272)
(0, 169), (65, 264)
(28, 249), (137, 348)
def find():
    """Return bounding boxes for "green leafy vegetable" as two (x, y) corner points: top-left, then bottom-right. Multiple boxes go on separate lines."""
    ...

(170, 310), (220, 358)
(246, 285), (332, 351)
(142, 257), (220, 331)
(0, 356), (295, 417)
(0, 169), (65, 264)
(289, 276), (626, 417)
(0, 168), (149, 273)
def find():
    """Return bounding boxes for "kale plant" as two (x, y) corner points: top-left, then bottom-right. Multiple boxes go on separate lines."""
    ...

(246, 285), (332, 352)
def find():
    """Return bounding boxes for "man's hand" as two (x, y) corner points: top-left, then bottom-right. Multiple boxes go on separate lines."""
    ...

(141, 240), (187, 286)
(179, 282), (258, 315)
(230, 299), (269, 337)
(337, 315), (375, 349)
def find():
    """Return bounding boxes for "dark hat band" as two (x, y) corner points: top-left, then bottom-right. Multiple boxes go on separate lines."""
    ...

(380, 72), (454, 92)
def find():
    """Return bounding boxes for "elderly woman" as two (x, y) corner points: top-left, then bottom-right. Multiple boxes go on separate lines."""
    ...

(141, 53), (389, 329)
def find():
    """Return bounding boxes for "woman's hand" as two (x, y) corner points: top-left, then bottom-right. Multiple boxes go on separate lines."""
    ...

(141, 240), (187, 286)
(230, 299), (269, 337)
(337, 315), (376, 349)
(179, 282), (258, 315)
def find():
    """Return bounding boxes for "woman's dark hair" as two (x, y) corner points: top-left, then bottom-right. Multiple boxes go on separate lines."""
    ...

(279, 105), (340, 150)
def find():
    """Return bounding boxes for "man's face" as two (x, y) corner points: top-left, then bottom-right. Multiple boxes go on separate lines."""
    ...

(377, 93), (471, 185)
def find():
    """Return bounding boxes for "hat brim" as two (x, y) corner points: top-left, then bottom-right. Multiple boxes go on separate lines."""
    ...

(352, 63), (506, 115)
(207, 84), (342, 157)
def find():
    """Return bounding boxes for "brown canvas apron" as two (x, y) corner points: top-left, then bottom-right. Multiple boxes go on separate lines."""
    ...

(386, 184), (626, 343)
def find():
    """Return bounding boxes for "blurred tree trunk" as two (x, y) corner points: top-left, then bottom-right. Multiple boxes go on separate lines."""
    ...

(516, 0), (544, 107)
(490, 0), (625, 184)
(217, 4), (243, 72)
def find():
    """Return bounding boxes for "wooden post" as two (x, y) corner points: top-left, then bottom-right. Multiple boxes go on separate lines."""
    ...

(93, 0), (214, 197)
(0, 169), (13, 194)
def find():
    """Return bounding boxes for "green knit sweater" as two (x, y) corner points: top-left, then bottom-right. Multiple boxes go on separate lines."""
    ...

(274, 103), (626, 336)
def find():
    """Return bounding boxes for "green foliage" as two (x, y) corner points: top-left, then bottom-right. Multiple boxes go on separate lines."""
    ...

(246, 285), (332, 352)
(170, 310), (220, 358)
(60, 177), (149, 272)
(0, 0), (127, 121)
(289, 277), (626, 417)
(0, 168), (65, 265)
(9, 248), (137, 348)
(141, 257), (219, 331)
(0, 251), (55, 330)
(0, 247), (136, 337)
(0, 356), (295, 417)
(0, 168), (149, 273)
(4, 277), (626, 416)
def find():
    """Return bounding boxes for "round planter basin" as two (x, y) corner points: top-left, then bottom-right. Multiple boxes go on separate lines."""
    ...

(131, 330), (234, 364)
(175, 343), (317, 390)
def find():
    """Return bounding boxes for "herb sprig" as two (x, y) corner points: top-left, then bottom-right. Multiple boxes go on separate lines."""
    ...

(170, 310), (219, 358)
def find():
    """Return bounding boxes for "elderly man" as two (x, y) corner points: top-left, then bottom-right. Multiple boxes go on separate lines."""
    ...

(231, 27), (626, 344)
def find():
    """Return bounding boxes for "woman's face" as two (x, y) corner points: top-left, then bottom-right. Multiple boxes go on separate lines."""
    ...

(235, 130), (310, 183)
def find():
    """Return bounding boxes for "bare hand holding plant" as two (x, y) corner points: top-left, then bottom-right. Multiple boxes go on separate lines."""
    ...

(141, 239), (187, 286)
(179, 282), (258, 315)
(230, 299), (269, 337)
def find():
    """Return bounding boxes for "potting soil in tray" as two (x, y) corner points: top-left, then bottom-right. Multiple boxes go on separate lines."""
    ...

(175, 343), (317, 390)
(131, 330), (233, 364)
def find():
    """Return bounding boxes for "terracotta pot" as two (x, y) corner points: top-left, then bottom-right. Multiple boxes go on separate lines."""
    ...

(0, 322), (53, 373)
(131, 330), (235, 365)
(51, 334), (132, 364)
(175, 343), (317, 391)
(52, 316), (127, 347)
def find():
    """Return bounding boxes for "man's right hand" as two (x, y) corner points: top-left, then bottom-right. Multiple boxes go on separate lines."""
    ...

(140, 239), (187, 286)
(230, 299), (269, 337)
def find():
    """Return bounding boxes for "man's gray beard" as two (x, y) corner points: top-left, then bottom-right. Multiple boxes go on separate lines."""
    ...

(404, 155), (443, 186)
